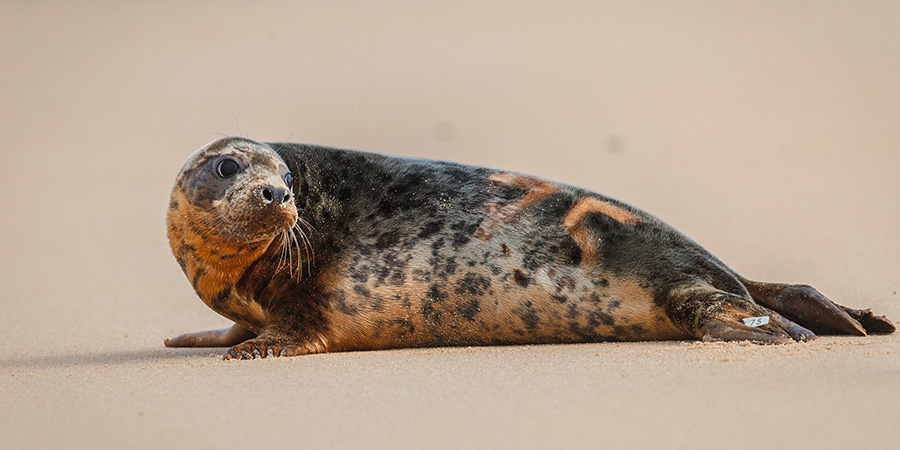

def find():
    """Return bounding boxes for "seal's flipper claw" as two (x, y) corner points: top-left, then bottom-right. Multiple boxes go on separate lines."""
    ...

(700, 320), (793, 344)
(768, 312), (817, 341)
(164, 323), (257, 348)
(838, 306), (896, 334)
(741, 281), (875, 336)
(223, 337), (316, 360)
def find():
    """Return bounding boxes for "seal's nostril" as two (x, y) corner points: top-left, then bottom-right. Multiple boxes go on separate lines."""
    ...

(261, 187), (274, 203)
(282, 192), (292, 204)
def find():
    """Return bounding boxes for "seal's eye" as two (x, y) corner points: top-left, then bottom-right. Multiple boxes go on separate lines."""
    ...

(283, 172), (292, 187)
(216, 158), (239, 179)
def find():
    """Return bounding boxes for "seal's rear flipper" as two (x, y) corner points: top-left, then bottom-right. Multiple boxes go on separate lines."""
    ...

(838, 305), (896, 334)
(701, 320), (793, 343)
(665, 285), (816, 343)
(739, 280), (895, 335)
(164, 323), (257, 348)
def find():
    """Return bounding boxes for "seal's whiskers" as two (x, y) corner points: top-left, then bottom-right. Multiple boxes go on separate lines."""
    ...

(294, 217), (316, 276)
(274, 229), (289, 273)
(289, 224), (302, 280)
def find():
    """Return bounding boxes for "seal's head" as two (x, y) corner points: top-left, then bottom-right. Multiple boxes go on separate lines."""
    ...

(170, 137), (296, 241)
(167, 137), (298, 285)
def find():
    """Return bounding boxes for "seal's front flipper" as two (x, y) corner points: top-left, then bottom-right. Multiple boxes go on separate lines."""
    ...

(667, 285), (814, 343)
(740, 280), (895, 336)
(223, 336), (328, 360)
(164, 323), (257, 348)
(222, 315), (331, 359)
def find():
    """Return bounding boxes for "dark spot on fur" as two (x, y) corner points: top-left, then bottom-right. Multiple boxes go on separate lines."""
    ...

(455, 272), (491, 296)
(588, 310), (615, 328)
(513, 269), (531, 288)
(518, 301), (539, 331)
(457, 300), (481, 321)
(389, 270), (406, 286)
(210, 287), (232, 310)
(191, 267), (206, 291)
(551, 295), (568, 303)
(418, 220), (444, 239)
(422, 284), (448, 324)
(629, 325), (646, 338)
(371, 295), (384, 312)
(450, 220), (479, 249)
(374, 265), (392, 286)
(393, 317), (415, 335)
(566, 303), (579, 319)
(333, 291), (358, 315)
(411, 268), (429, 282)
(522, 251), (541, 271)
(559, 275), (576, 292)
(350, 264), (371, 283)
(431, 237), (446, 256)
(375, 230), (400, 251)
(500, 243), (510, 256)
(353, 285), (371, 297)
(598, 278), (609, 287)
(427, 284), (447, 302)
(443, 257), (458, 277)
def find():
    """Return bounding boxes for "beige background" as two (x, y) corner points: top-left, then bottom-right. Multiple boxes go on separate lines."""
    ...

(2, 1), (898, 448)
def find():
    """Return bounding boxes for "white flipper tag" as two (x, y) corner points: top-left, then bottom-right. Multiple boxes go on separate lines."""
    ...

(739, 316), (770, 327)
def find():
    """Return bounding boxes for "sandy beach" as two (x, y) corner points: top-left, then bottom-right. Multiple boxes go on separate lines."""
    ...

(2, 2), (898, 448)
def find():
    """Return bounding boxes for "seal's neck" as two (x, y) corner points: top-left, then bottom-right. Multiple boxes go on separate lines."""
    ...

(166, 191), (273, 310)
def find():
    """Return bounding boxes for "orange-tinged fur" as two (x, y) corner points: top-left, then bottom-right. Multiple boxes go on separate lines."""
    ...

(167, 190), (273, 330)
(323, 269), (689, 350)
(563, 197), (642, 227)
(165, 137), (896, 359)
(476, 172), (562, 240)
(562, 197), (642, 266)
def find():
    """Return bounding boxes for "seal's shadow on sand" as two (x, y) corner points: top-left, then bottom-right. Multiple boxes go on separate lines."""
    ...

(0, 347), (221, 370)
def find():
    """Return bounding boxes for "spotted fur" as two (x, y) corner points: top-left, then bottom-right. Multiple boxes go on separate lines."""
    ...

(164, 137), (895, 359)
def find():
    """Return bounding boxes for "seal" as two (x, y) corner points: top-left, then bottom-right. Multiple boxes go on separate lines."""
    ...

(164, 137), (895, 359)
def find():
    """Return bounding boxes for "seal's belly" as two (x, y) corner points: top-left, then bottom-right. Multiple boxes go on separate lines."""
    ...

(323, 236), (689, 351)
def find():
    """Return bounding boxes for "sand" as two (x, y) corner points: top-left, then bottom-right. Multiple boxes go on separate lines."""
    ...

(2, 2), (898, 448)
